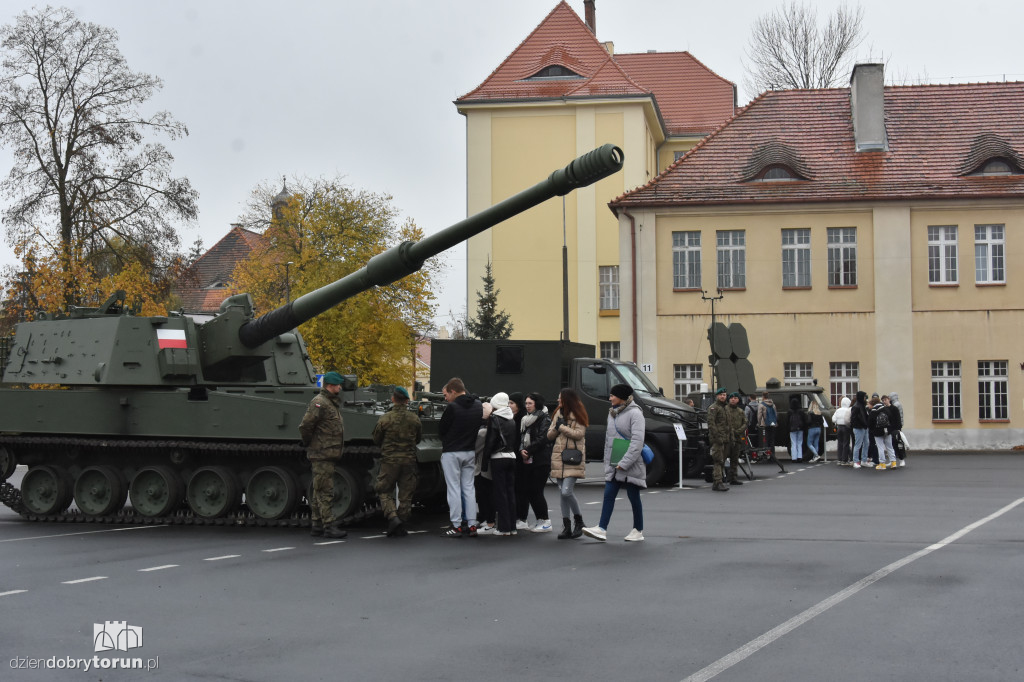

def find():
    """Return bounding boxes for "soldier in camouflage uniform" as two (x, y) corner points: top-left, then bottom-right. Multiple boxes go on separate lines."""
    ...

(372, 386), (422, 537)
(725, 392), (747, 486)
(706, 388), (731, 492)
(299, 371), (348, 539)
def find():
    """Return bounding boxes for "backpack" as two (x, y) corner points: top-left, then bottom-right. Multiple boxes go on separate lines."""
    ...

(764, 403), (777, 427)
(874, 408), (890, 430)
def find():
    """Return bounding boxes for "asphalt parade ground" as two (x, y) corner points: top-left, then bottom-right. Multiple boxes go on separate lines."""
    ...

(1, 452), (1022, 682)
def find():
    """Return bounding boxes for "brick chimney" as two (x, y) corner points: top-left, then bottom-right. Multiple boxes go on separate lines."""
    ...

(584, 0), (596, 35)
(850, 63), (887, 152)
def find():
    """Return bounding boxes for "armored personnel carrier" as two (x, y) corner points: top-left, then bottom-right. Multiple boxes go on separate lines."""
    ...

(0, 144), (624, 526)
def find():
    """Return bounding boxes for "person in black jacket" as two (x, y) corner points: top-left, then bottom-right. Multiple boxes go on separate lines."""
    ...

(483, 392), (519, 536)
(882, 394), (905, 467)
(516, 393), (552, 532)
(439, 377), (483, 537)
(850, 390), (870, 468)
(788, 395), (805, 462)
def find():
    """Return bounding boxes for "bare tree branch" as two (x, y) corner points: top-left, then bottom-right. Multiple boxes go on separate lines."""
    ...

(742, 2), (866, 97)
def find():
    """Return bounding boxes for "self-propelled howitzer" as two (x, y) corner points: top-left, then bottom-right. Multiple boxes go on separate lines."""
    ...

(0, 144), (624, 526)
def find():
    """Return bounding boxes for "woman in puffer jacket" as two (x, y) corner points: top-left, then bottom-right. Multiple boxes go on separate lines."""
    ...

(583, 384), (646, 543)
(547, 388), (588, 539)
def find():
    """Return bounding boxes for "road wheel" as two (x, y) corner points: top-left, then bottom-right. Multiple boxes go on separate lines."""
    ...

(73, 466), (128, 516)
(246, 467), (299, 520)
(644, 444), (667, 487)
(306, 465), (364, 521)
(21, 465), (73, 515)
(130, 466), (183, 517)
(0, 446), (16, 481)
(186, 466), (241, 519)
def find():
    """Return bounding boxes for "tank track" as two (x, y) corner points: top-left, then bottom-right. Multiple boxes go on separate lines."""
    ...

(0, 436), (383, 529)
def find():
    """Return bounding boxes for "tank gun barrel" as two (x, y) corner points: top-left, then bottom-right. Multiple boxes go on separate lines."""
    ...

(238, 144), (624, 348)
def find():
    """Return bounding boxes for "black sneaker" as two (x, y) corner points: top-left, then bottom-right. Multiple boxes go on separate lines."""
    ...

(443, 525), (463, 537)
(467, 525), (478, 537)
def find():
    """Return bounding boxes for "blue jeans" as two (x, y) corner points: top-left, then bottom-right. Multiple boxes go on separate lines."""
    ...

(597, 479), (643, 532)
(806, 427), (821, 456)
(789, 431), (803, 461)
(441, 450), (477, 528)
(852, 428), (869, 463)
(558, 477), (582, 518)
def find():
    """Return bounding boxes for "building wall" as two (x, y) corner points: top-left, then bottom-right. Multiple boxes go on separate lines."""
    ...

(462, 100), (654, 345)
(619, 199), (1024, 449)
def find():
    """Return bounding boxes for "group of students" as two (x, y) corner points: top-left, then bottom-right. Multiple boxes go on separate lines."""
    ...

(437, 378), (648, 543)
(831, 391), (907, 469)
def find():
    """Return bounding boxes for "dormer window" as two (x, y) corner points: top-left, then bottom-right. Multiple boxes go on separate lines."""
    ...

(757, 165), (800, 182)
(528, 64), (583, 80)
(971, 158), (1019, 176)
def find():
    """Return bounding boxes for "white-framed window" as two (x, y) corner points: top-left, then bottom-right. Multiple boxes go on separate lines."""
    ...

(674, 364), (702, 402)
(974, 224), (1005, 284)
(599, 341), (620, 360)
(782, 228), (811, 287)
(829, 362), (859, 406)
(928, 225), (958, 284)
(827, 227), (857, 286)
(931, 361), (961, 420)
(716, 230), (745, 289)
(978, 360), (1008, 420)
(784, 362), (813, 386)
(599, 266), (619, 310)
(672, 231), (701, 289)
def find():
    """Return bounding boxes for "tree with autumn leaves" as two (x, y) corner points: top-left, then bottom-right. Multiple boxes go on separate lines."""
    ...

(231, 177), (439, 386)
(0, 6), (198, 324)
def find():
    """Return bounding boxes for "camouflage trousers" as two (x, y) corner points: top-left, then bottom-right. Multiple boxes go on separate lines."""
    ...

(375, 457), (419, 522)
(711, 441), (741, 484)
(310, 460), (337, 527)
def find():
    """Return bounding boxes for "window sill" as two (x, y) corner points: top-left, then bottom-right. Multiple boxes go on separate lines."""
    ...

(979, 419), (1010, 423)
(976, 282), (1006, 287)
(599, 309), (619, 317)
(719, 287), (746, 292)
(828, 285), (858, 290)
(673, 288), (702, 293)
(928, 283), (959, 288)
(782, 286), (812, 291)
(931, 419), (962, 424)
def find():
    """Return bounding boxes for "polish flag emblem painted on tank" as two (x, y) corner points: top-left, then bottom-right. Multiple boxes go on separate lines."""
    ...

(157, 329), (187, 349)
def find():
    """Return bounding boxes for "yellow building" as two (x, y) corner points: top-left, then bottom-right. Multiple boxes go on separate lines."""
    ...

(610, 64), (1024, 449)
(455, 1), (735, 349)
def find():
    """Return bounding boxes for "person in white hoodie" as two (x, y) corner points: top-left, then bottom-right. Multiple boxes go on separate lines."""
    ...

(832, 397), (852, 466)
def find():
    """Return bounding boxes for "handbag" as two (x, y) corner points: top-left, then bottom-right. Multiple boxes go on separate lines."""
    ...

(561, 441), (583, 466)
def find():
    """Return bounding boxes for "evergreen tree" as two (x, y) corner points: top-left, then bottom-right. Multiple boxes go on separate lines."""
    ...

(466, 258), (513, 339)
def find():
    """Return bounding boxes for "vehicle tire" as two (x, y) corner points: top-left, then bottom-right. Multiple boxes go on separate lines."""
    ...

(0, 446), (16, 481)
(644, 444), (667, 487)
(683, 441), (709, 479)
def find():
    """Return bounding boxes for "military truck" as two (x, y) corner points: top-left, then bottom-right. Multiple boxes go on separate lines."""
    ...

(430, 339), (710, 485)
(689, 377), (836, 457)
(0, 144), (625, 525)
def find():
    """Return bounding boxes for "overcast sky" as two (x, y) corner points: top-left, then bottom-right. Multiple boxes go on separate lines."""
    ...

(2, 0), (1022, 328)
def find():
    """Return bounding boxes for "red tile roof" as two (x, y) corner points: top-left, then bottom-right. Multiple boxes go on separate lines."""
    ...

(611, 82), (1024, 209)
(175, 226), (266, 313)
(457, 1), (735, 137)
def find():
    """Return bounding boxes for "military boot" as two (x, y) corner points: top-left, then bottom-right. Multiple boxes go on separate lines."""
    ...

(712, 482), (730, 492)
(571, 514), (584, 538)
(323, 524), (348, 539)
(310, 522), (324, 537)
(557, 517), (572, 540)
(386, 515), (402, 537)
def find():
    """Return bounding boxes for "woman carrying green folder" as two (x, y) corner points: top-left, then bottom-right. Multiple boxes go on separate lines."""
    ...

(582, 384), (646, 542)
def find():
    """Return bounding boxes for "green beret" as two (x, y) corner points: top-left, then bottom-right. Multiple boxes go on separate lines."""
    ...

(728, 391), (741, 399)
(394, 386), (410, 399)
(323, 371), (344, 385)
(716, 387), (728, 395)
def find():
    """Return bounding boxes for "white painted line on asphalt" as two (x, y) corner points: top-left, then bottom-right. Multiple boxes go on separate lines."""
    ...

(362, 535), (387, 539)
(138, 565), (178, 572)
(314, 540), (346, 546)
(0, 525), (166, 543)
(647, 491), (661, 495)
(585, 501), (600, 505)
(0, 590), (28, 597)
(262, 547), (295, 553)
(62, 576), (107, 584)
(407, 530), (427, 534)
(681, 495), (1024, 682)
(204, 555), (240, 561)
